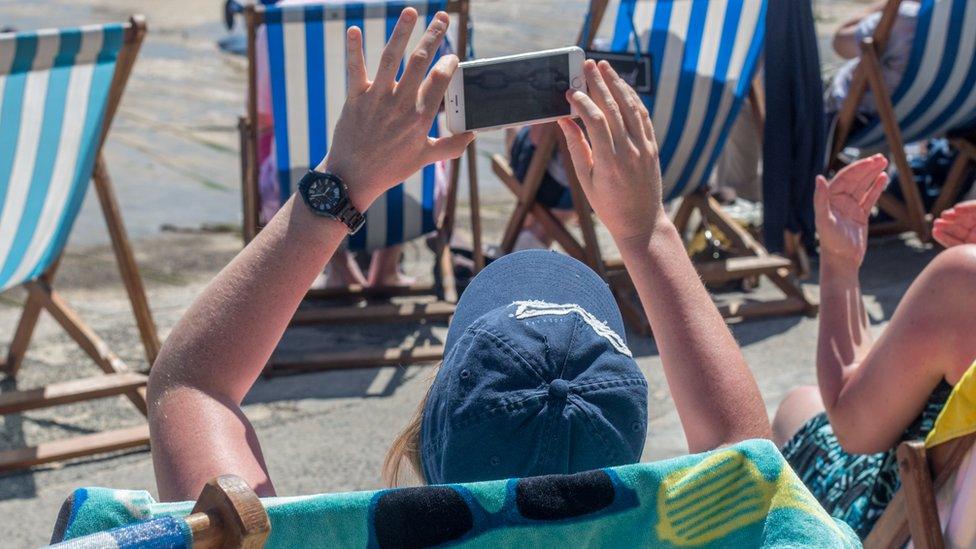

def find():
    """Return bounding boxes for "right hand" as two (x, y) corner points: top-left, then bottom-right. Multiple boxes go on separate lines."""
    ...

(814, 155), (888, 266)
(933, 201), (976, 248)
(557, 60), (665, 246)
(321, 9), (474, 211)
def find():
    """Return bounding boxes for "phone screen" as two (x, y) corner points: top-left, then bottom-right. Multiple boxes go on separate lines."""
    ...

(462, 53), (571, 130)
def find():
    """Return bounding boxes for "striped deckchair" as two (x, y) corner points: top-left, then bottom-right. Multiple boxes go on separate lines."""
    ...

(491, 0), (816, 333)
(829, 0), (976, 241)
(0, 18), (160, 471)
(240, 0), (481, 372)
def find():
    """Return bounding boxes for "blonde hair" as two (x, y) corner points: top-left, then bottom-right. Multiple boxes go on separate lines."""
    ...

(382, 367), (438, 487)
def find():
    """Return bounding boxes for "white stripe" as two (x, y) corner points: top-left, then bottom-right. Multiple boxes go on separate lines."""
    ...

(282, 9), (310, 185)
(0, 35), (57, 274)
(632, 0), (656, 42)
(9, 42), (97, 287)
(363, 5), (387, 82)
(24, 29), (61, 72)
(647, 0), (691, 192)
(401, 170), (424, 241)
(942, 72), (976, 134)
(325, 11), (345, 144)
(857, 0), (953, 146)
(687, 0), (761, 191)
(900, 2), (976, 141)
(663, 1), (728, 186)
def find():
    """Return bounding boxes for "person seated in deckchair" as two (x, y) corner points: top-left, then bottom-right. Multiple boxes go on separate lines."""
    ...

(826, 0), (920, 119)
(255, 0), (452, 288)
(772, 155), (976, 538)
(146, 8), (770, 500)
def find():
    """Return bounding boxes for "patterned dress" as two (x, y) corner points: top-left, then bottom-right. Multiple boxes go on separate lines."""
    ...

(781, 381), (952, 538)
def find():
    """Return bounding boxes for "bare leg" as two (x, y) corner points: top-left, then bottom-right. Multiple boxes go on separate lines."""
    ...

(317, 251), (367, 289)
(772, 385), (824, 448)
(367, 245), (416, 287)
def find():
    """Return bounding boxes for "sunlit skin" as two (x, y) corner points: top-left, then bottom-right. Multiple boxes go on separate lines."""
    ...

(773, 158), (976, 454)
(933, 201), (976, 248)
(148, 14), (771, 502)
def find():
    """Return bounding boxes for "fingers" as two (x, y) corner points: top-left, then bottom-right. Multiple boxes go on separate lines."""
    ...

(558, 118), (594, 188)
(417, 54), (459, 117)
(933, 230), (965, 248)
(933, 217), (972, 241)
(373, 8), (418, 90)
(582, 60), (626, 149)
(425, 131), (474, 163)
(598, 61), (646, 143)
(860, 172), (888, 212)
(346, 27), (369, 96)
(566, 89), (613, 158)
(831, 154), (887, 195)
(397, 11), (449, 97)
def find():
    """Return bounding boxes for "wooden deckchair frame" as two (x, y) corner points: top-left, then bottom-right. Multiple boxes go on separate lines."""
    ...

(828, 0), (976, 242)
(490, 0), (817, 334)
(239, 0), (482, 372)
(865, 433), (976, 549)
(0, 17), (161, 472)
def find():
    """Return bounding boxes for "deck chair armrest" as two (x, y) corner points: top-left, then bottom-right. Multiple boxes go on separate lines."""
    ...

(897, 441), (946, 549)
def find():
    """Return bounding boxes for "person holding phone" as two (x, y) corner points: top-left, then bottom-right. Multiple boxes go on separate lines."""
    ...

(147, 9), (769, 500)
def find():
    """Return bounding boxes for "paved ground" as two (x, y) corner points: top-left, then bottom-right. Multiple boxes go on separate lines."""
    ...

(0, 0), (939, 546)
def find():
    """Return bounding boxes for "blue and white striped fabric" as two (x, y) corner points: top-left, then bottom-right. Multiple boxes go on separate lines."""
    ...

(49, 516), (191, 549)
(848, 0), (976, 150)
(595, 0), (767, 200)
(263, 0), (445, 251)
(0, 24), (124, 292)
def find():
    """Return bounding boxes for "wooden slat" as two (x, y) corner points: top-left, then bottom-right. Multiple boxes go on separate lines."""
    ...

(717, 297), (810, 320)
(696, 256), (793, 284)
(0, 372), (147, 415)
(897, 442), (945, 549)
(491, 155), (588, 261)
(267, 345), (444, 373)
(866, 433), (976, 548)
(290, 301), (454, 325)
(0, 425), (149, 473)
(305, 283), (436, 301)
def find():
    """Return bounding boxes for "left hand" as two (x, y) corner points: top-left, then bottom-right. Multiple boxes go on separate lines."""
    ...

(814, 154), (888, 266)
(558, 60), (665, 246)
(321, 9), (474, 211)
(933, 201), (976, 248)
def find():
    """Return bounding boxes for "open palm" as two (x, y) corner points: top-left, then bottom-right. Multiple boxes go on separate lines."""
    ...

(815, 155), (889, 266)
(933, 201), (976, 248)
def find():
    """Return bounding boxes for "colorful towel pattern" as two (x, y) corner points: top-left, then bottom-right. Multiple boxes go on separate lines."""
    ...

(50, 439), (859, 548)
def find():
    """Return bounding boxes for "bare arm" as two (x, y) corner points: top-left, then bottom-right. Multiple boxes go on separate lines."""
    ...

(833, 1), (887, 58)
(811, 156), (968, 453)
(147, 9), (472, 501)
(558, 61), (770, 453)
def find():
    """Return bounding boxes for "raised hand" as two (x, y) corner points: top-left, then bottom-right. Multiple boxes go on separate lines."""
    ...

(933, 201), (976, 248)
(322, 9), (474, 211)
(557, 60), (664, 245)
(814, 154), (889, 266)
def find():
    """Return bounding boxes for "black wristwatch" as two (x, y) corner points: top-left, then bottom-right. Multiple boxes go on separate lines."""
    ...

(297, 170), (366, 234)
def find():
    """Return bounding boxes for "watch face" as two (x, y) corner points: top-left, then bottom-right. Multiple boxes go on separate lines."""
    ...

(306, 177), (343, 213)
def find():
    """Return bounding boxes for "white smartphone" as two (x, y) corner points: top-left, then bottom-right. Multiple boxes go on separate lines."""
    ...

(445, 46), (587, 133)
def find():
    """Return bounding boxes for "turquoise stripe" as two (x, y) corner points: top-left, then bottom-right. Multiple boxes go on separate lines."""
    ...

(0, 30), (81, 288)
(0, 33), (38, 249)
(29, 26), (123, 281)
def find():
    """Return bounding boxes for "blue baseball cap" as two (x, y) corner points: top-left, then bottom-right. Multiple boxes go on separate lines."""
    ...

(421, 250), (648, 485)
